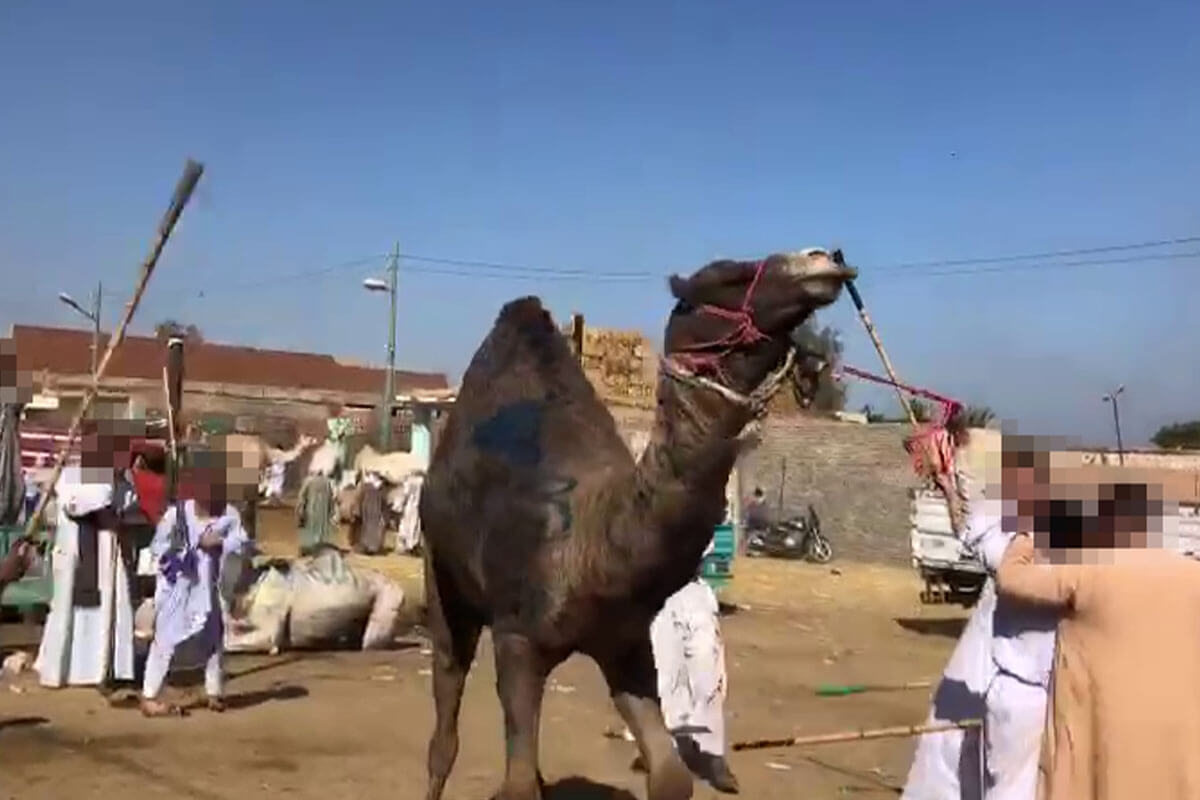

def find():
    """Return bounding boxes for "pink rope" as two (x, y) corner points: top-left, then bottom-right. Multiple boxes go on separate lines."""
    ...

(671, 260), (771, 377)
(837, 364), (964, 478)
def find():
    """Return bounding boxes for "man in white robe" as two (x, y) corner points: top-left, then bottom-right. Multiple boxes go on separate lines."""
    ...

(141, 497), (247, 715)
(259, 436), (316, 505)
(35, 434), (137, 692)
(650, 570), (739, 794)
(902, 439), (1057, 800)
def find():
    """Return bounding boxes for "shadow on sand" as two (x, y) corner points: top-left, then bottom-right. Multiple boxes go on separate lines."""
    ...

(0, 716), (49, 733)
(542, 777), (638, 800)
(893, 617), (967, 638)
(219, 683), (309, 710)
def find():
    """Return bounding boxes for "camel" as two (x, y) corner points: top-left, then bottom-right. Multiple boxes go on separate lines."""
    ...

(419, 249), (855, 800)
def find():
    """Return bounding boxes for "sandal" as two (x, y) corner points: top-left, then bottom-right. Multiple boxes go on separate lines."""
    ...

(140, 699), (185, 718)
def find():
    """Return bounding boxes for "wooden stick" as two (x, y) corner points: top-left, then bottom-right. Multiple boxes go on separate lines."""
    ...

(161, 367), (178, 462)
(22, 159), (204, 540)
(731, 719), (981, 752)
(835, 255), (916, 427)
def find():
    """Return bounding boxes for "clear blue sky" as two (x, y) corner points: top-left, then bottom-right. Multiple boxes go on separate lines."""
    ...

(1, 1), (1196, 446)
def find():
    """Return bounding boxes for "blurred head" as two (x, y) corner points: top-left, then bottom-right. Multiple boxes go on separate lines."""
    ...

(0, 338), (33, 407)
(79, 418), (145, 472)
(1000, 434), (1053, 532)
(1098, 481), (1161, 549)
(1035, 481), (1162, 551)
(181, 449), (230, 515)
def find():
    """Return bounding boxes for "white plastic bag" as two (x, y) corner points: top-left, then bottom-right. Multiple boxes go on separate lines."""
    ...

(287, 550), (375, 648)
(225, 567), (293, 654)
(359, 570), (405, 650)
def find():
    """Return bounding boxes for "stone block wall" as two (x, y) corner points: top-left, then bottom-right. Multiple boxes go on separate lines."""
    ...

(738, 415), (917, 565)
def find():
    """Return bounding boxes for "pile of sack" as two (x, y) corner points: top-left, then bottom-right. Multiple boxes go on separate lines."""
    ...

(222, 547), (406, 654)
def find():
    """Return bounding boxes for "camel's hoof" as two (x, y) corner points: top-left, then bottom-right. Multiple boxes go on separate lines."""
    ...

(647, 757), (693, 800)
(494, 776), (543, 800)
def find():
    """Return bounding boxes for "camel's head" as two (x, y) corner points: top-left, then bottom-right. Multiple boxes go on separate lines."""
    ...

(663, 249), (855, 399)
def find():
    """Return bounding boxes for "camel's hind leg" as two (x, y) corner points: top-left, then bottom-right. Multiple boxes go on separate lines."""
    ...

(599, 637), (693, 800)
(424, 554), (482, 800)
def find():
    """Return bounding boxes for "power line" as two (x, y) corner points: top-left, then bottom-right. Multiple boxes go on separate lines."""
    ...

(868, 250), (1200, 279)
(143, 231), (1200, 299)
(402, 252), (656, 278)
(400, 264), (657, 282)
(146, 253), (390, 298)
(872, 235), (1200, 271)
(210, 253), (389, 291)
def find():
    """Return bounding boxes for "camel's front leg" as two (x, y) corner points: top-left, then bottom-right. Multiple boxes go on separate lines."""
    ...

(599, 638), (693, 800)
(493, 631), (549, 800)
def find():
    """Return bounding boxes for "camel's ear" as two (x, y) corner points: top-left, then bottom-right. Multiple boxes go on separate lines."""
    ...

(668, 274), (694, 303)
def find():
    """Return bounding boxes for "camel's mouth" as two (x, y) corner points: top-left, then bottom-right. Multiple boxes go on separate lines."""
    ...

(799, 261), (857, 282)
(782, 248), (857, 283)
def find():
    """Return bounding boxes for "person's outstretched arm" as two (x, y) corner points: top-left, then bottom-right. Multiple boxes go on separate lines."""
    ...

(996, 533), (1079, 608)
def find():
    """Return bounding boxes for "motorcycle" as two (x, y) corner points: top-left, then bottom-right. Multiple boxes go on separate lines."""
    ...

(745, 504), (833, 563)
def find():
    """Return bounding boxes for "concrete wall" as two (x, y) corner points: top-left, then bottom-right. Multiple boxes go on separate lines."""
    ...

(601, 404), (919, 565)
(1079, 450), (1200, 471)
(738, 415), (917, 566)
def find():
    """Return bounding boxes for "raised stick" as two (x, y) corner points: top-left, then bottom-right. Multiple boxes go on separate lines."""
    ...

(21, 159), (204, 540)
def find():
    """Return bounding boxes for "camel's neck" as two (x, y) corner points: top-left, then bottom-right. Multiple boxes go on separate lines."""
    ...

(628, 375), (755, 592)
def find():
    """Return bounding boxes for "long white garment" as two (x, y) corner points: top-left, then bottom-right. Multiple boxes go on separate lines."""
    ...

(392, 473), (423, 554)
(650, 577), (728, 757)
(142, 501), (247, 698)
(263, 462), (286, 501)
(901, 580), (993, 800)
(904, 501), (1055, 800)
(983, 673), (1044, 800)
(34, 467), (135, 688)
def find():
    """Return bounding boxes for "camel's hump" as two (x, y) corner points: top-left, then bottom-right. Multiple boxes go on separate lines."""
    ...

(495, 296), (555, 333)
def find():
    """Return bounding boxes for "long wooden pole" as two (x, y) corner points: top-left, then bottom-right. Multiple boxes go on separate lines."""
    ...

(831, 251), (916, 426)
(731, 719), (981, 752)
(843, 279), (917, 426)
(22, 159), (205, 541)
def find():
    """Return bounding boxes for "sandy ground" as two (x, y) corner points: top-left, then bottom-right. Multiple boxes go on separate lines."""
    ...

(0, 505), (969, 800)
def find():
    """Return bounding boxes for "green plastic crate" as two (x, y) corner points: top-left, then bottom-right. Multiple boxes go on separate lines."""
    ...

(0, 525), (53, 610)
(701, 523), (735, 592)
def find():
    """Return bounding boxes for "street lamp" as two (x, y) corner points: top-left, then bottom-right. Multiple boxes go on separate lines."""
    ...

(363, 244), (400, 451)
(1102, 385), (1125, 466)
(58, 283), (102, 379)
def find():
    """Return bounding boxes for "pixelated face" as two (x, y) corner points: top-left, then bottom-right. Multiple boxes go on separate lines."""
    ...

(0, 338), (33, 406)
(215, 437), (261, 491)
(999, 441), (1056, 533)
(80, 432), (133, 471)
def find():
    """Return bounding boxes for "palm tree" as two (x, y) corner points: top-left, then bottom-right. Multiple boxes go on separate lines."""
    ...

(789, 318), (847, 412)
(959, 405), (996, 428)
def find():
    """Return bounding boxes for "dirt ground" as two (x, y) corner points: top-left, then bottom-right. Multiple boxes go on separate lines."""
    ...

(0, 505), (969, 800)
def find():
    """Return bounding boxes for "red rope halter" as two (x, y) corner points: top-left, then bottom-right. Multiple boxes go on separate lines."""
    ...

(670, 260), (771, 378)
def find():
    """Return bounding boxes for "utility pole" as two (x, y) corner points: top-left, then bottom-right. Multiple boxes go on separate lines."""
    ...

(381, 242), (399, 452)
(1102, 385), (1125, 466)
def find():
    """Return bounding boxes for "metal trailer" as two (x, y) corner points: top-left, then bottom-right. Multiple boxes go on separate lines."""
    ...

(909, 488), (985, 605)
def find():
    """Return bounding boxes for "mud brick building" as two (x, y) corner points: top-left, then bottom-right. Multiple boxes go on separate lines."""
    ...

(10, 324), (449, 449)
